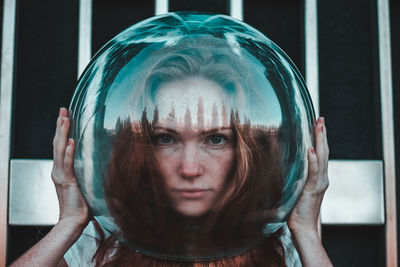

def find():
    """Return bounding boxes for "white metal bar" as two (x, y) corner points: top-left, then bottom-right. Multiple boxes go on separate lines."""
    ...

(155, 0), (169, 15)
(304, 0), (320, 238)
(377, 0), (397, 266)
(78, 0), (92, 78)
(0, 0), (17, 265)
(304, 0), (319, 117)
(230, 0), (243, 21)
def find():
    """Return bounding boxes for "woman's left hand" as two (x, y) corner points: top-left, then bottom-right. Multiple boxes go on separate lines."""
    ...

(288, 117), (329, 235)
(288, 117), (333, 267)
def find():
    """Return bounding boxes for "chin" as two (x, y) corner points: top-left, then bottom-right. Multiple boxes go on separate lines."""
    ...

(176, 204), (210, 217)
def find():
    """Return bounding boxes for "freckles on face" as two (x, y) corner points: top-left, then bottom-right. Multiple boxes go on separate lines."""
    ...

(151, 76), (235, 217)
(153, 129), (234, 217)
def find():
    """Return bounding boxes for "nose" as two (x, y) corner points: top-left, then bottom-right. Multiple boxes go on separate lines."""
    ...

(179, 142), (203, 179)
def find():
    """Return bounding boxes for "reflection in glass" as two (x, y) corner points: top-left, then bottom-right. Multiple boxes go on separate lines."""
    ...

(70, 12), (315, 259)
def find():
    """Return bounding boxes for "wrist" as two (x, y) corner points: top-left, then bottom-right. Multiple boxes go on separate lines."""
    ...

(289, 225), (333, 267)
(56, 217), (88, 239)
(288, 220), (318, 235)
(290, 226), (320, 242)
(59, 209), (89, 227)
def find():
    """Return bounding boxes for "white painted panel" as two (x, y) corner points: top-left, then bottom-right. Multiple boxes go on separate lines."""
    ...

(321, 160), (385, 224)
(9, 159), (385, 226)
(9, 159), (59, 225)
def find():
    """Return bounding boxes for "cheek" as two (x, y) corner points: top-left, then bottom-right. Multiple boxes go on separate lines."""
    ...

(207, 148), (235, 186)
(154, 150), (179, 182)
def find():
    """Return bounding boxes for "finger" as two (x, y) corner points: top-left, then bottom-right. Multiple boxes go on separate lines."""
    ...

(64, 138), (76, 178)
(304, 147), (319, 189)
(322, 122), (329, 174)
(314, 118), (326, 173)
(54, 108), (69, 168)
(53, 108), (67, 167)
(318, 117), (329, 174)
(53, 109), (64, 166)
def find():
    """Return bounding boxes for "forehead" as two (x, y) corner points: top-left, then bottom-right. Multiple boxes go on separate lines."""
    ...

(155, 76), (227, 106)
(154, 76), (230, 127)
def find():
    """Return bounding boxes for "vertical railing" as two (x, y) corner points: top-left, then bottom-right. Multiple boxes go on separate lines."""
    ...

(304, 0), (321, 238)
(377, 0), (397, 266)
(155, 0), (169, 15)
(304, 0), (319, 117)
(0, 0), (17, 266)
(230, 0), (243, 21)
(78, 0), (92, 78)
(1, 1), (398, 266)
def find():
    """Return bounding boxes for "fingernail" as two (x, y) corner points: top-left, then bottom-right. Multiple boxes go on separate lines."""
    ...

(320, 117), (325, 124)
(68, 138), (72, 146)
(59, 107), (62, 116)
(310, 147), (315, 154)
(60, 107), (67, 116)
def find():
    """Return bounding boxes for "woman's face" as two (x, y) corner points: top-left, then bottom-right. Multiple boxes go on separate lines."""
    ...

(153, 76), (235, 217)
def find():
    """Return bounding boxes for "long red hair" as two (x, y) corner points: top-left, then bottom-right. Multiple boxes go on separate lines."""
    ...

(92, 39), (289, 266)
(92, 109), (286, 266)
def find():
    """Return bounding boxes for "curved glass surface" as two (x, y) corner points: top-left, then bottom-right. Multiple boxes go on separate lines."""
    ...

(69, 12), (315, 260)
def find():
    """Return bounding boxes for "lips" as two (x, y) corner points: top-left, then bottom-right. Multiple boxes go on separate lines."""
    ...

(175, 188), (209, 199)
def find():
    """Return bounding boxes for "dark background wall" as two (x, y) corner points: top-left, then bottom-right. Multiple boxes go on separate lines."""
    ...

(319, 0), (384, 265)
(8, 0), (79, 262)
(6, 0), (399, 266)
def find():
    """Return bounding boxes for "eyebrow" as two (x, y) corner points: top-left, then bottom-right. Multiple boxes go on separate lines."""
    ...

(153, 127), (178, 135)
(200, 127), (232, 135)
(153, 126), (232, 135)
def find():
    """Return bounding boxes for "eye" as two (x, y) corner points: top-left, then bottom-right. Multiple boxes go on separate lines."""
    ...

(156, 134), (176, 145)
(207, 135), (226, 145)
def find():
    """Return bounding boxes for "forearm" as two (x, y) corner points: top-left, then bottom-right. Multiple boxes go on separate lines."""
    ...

(10, 219), (85, 267)
(291, 229), (333, 267)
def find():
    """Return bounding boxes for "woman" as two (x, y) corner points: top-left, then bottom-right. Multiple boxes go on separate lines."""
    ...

(96, 48), (288, 260)
(11, 44), (332, 267)
(97, 79), (284, 261)
(10, 117), (331, 267)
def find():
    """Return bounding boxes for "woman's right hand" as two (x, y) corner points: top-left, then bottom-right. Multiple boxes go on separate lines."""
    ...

(52, 107), (89, 228)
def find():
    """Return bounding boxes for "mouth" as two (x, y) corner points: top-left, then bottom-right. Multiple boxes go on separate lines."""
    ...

(175, 188), (210, 199)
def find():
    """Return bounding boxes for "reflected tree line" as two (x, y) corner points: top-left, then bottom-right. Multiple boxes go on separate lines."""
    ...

(111, 99), (280, 136)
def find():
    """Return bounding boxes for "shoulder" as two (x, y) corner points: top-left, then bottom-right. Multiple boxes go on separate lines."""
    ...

(64, 221), (99, 267)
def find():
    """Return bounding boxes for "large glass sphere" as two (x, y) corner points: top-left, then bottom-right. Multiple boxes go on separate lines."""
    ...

(70, 12), (315, 260)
